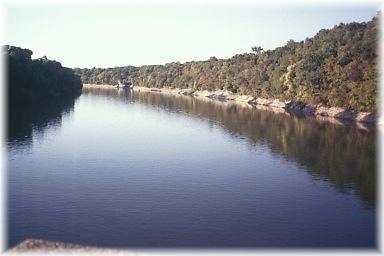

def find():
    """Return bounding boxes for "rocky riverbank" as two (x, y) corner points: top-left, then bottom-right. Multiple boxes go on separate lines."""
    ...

(83, 84), (376, 124)
(10, 239), (134, 254)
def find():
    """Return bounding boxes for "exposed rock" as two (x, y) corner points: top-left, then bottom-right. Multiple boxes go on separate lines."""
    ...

(11, 239), (136, 254)
(221, 90), (237, 101)
(180, 89), (194, 95)
(193, 90), (212, 98)
(255, 98), (272, 106)
(12, 239), (97, 251)
(356, 112), (376, 123)
(235, 95), (255, 103)
(125, 85), (376, 124)
(316, 106), (344, 117)
(83, 83), (118, 89)
(203, 90), (235, 101)
(270, 99), (287, 108)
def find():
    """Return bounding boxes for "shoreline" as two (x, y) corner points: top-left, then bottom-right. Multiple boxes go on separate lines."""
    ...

(82, 84), (376, 125)
(10, 239), (126, 253)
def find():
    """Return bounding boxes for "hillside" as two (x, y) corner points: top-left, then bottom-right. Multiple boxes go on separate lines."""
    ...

(74, 15), (378, 112)
(6, 45), (83, 107)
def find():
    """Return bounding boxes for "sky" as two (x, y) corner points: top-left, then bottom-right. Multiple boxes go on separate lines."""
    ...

(4, 4), (380, 68)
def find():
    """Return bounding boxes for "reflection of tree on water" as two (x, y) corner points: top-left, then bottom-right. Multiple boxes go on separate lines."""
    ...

(7, 97), (78, 150)
(7, 88), (128, 149)
(82, 87), (132, 100)
(84, 88), (376, 206)
(5, 45), (82, 151)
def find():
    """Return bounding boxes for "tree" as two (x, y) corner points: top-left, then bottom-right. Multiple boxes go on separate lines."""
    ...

(73, 14), (379, 112)
(6, 45), (82, 107)
(251, 46), (263, 54)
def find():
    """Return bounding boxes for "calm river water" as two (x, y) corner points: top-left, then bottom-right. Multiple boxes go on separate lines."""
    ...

(7, 88), (376, 248)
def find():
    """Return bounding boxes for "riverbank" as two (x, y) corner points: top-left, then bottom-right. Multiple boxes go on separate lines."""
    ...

(10, 239), (113, 253)
(83, 84), (376, 124)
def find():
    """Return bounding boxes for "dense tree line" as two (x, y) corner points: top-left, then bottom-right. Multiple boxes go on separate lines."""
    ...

(5, 45), (83, 107)
(74, 15), (378, 112)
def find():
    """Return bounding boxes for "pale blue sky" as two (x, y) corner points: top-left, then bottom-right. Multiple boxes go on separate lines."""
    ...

(5, 4), (380, 68)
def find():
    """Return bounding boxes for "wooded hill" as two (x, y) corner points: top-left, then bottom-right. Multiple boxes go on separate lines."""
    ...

(6, 45), (82, 107)
(74, 14), (379, 112)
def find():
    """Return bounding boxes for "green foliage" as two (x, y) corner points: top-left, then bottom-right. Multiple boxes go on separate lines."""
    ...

(74, 15), (378, 112)
(6, 45), (83, 107)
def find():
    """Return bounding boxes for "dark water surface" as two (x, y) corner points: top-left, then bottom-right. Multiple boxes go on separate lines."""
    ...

(7, 88), (376, 248)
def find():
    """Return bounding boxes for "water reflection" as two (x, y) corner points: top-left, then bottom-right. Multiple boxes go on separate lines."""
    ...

(83, 88), (376, 206)
(7, 97), (78, 151)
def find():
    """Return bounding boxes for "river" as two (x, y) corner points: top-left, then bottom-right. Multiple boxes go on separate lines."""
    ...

(7, 88), (376, 248)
